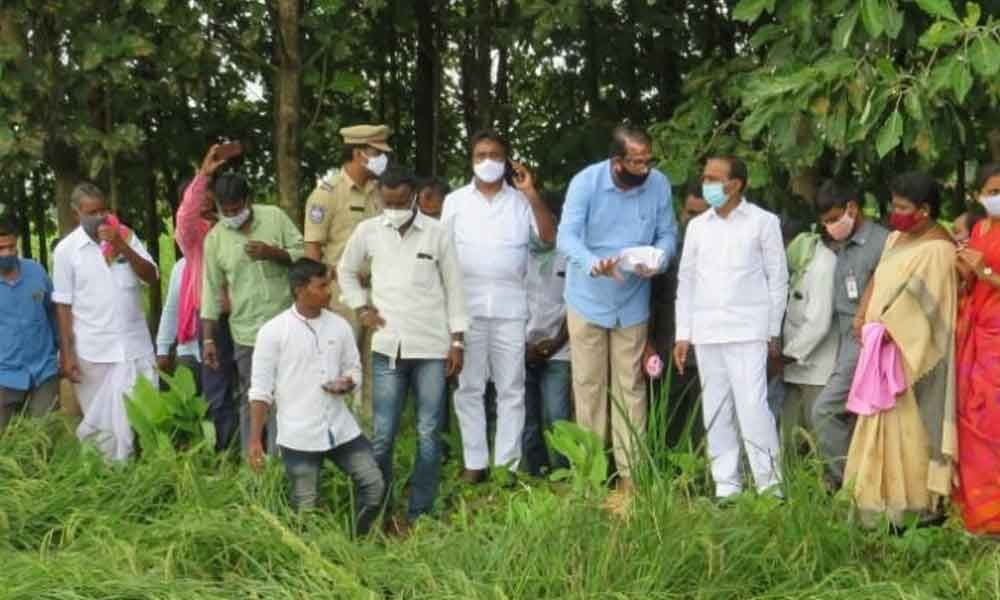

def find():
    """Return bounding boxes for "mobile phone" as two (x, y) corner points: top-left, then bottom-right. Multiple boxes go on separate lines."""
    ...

(216, 141), (243, 161)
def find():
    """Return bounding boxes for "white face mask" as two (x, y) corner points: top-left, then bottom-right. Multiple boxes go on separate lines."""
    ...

(220, 206), (250, 229)
(982, 194), (1000, 217)
(384, 197), (416, 229)
(474, 158), (505, 184)
(365, 153), (388, 177)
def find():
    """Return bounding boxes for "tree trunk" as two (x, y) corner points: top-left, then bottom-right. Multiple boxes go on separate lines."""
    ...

(474, 0), (494, 132)
(15, 178), (32, 260)
(32, 172), (49, 269)
(414, 0), (437, 175)
(50, 143), (81, 236)
(583, 1), (601, 119)
(989, 129), (1000, 163)
(273, 0), (303, 227)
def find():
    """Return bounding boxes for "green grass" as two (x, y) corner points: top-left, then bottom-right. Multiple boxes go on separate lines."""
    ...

(5, 393), (1000, 600)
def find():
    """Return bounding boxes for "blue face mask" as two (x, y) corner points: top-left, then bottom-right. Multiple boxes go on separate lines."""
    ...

(703, 183), (727, 209)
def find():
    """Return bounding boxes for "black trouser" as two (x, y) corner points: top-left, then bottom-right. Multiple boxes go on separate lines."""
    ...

(200, 315), (239, 451)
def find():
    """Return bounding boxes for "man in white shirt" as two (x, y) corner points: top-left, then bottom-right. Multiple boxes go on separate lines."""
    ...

(53, 183), (160, 461)
(248, 258), (384, 536)
(338, 167), (467, 523)
(673, 156), (788, 499)
(442, 130), (556, 482)
(781, 231), (838, 450)
(156, 257), (202, 390)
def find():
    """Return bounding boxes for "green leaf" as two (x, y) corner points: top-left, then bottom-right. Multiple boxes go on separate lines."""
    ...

(832, 6), (861, 49)
(732, 0), (775, 22)
(876, 110), (903, 157)
(884, 1), (904, 38)
(919, 21), (964, 49)
(964, 2), (981, 25)
(904, 90), (925, 123)
(750, 24), (785, 49)
(929, 55), (959, 95)
(914, 0), (960, 21)
(970, 36), (1000, 77)
(876, 58), (899, 81)
(861, 0), (885, 39)
(951, 61), (973, 103)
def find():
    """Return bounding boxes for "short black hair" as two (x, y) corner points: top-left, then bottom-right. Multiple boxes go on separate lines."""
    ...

(469, 129), (510, 157)
(965, 202), (987, 233)
(815, 179), (860, 216)
(417, 176), (451, 198)
(684, 176), (703, 199)
(890, 171), (941, 218)
(976, 163), (1000, 192)
(288, 258), (328, 298)
(378, 166), (416, 191)
(710, 156), (748, 193)
(609, 125), (653, 159)
(0, 214), (19, 237)
(212, 174), (250, 206)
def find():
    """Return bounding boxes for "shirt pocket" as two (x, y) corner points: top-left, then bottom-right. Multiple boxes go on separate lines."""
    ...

(412, 254), (439, 289)
(110, 261), (139, 289)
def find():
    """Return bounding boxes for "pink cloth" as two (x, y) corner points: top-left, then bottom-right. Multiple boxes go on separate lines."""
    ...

(846, 322), (907, 416)
(99, 214), (131, 260)
(174, 175), (213, 344)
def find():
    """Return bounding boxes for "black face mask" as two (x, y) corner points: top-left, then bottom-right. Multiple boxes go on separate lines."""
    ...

(615, 163), (650, 188)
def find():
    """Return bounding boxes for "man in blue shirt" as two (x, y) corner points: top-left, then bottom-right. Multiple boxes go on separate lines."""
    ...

(0, 215), (59, 429)
(556, 126), (677, 503)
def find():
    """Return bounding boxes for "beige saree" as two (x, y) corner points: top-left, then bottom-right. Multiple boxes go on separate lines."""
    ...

(843, 232), (958, 526)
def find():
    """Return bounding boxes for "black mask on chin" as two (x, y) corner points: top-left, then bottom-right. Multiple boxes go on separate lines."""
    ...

(614, 163), (650, 188)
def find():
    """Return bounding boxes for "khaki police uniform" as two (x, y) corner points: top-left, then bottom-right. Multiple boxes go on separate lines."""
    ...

(303, 124), (390, 421)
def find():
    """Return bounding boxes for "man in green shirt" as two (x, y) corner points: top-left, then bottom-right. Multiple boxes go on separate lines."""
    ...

(201, 174), (305, 456)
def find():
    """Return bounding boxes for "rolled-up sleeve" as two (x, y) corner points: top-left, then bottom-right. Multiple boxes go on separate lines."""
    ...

(248, 322), (279, 404)
(439, 228), (469, 334)
(337, 224), (370, 310)
(51, 243), (74, 305)
(556, 172), (599, 273)
(339, 322), (362, 390)
(763, 215), (789, 339)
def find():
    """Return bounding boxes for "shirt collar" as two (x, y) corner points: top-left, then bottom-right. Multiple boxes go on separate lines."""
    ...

(72, 226), (98, 249)
(290, 304), (321, 323)
(849, 218), (872, 246)
(469, 179), (514, 202)
(0, 259), (22, 286)
(707, 197), (748, 220)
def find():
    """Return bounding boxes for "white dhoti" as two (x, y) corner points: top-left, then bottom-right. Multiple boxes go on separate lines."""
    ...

(454, 317), (526, 471)
(76, 355), (157, 462)
(695, 341), (782, 497)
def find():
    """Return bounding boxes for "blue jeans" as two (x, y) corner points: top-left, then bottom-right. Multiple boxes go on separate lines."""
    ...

(522, 360), (572, 476)
(281, 436), (385, 537)
(371, 353), (447, 520)
(199, 315), (238, 451)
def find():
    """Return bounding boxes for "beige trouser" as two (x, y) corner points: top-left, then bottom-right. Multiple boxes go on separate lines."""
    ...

(567, 308), (647, 479)
(329, 279), (373, 425)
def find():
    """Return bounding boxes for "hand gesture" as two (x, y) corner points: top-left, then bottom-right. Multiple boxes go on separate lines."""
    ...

(156, 355), (174, 374)
(446, 346), (464, 378)
(202, 342), (220, 371)
(672, 341), (690, 375)
(958, 247), (988, 278)
(244, 241), (275, 261)
(526, 341), (545, 364)
(200, 144), (229, 177)
(511, 161), (535, 193)
(248, 440), (265, 472)
(359, 307), (386, 330)
(62, 353), (82, 383)
(634, 264), (658, 279)
(591, 257), (623, 281)
(97, 222), (126, 251)
(323, 376), (356, 395)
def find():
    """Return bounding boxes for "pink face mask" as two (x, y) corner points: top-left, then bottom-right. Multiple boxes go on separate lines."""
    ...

(825, 210), (855, 242)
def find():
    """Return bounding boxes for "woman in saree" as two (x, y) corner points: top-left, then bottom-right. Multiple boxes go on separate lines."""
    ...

(954, 163), (1000, 534)
(844, 171), (958, 528)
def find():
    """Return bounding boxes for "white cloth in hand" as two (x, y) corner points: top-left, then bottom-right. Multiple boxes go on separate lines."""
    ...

(618, 246), (665, 273)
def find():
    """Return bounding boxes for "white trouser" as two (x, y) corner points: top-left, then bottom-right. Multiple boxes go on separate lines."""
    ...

(76, 355), (158, 462)
(695, 341), (782, 497)
(454, 317), (526, 470)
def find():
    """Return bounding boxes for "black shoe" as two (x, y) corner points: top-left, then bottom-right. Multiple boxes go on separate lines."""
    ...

(460, 468), (488, 484)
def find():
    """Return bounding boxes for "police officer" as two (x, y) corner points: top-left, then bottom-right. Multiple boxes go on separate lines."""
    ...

(304, 124), (393, 419)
